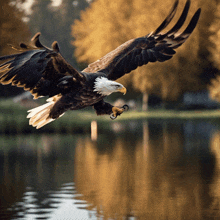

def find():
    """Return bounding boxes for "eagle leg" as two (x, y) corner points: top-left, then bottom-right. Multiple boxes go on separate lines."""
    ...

(93, 100), (129, 119)
(110, 104), (129, 120)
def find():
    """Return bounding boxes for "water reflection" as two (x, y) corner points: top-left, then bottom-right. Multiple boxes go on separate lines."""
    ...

(0, 134), (77, 219)
(1, 120), (220, 219)
(210, 131), (220, 218)
(74, 120), (218, 219)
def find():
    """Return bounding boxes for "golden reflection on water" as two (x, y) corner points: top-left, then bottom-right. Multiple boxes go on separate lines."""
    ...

(2, 121), (220, 219)
(209, 131), (220, 217)
(74, 121), (219, 219)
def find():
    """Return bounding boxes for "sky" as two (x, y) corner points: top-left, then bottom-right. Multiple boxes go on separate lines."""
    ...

(22, 0), (62, 14)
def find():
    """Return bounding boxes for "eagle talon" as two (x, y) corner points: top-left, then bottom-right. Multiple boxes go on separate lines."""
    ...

(110, 113), (117, 120)
(110, 106), (126, 120)
(122, 104), (129, 111)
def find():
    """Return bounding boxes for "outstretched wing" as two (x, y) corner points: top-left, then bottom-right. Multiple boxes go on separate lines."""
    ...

(0, 33), (85, 99)
(82, 0), (201, 81)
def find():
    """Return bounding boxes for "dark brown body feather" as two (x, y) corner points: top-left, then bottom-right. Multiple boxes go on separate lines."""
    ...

(0, 0), (201, 128)
(50, 74), (105, 118)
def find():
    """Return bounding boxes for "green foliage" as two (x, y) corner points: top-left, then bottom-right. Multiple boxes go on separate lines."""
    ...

(72, 0), (214, 101)
(0, 98), (220, 134)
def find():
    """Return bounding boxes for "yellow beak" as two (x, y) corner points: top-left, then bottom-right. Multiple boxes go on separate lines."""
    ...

(118, 87), (127, 95)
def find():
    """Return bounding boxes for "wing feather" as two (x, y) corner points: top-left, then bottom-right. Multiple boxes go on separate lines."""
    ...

(82, 0), (201, 81)
(0, 33), (85, 99)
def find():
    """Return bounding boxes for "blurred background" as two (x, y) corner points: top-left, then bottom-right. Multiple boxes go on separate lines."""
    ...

(2, 0), (220, 219)
(1, 0), (220, 110)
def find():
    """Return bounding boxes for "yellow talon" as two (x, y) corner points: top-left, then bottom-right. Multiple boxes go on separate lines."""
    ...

(112, 106), (124, 117)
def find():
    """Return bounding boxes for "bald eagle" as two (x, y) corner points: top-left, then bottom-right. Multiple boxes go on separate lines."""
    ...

(0, 0), (200, 129)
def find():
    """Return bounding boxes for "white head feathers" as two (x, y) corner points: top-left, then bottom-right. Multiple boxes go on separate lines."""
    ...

(93, 77), (126, 96)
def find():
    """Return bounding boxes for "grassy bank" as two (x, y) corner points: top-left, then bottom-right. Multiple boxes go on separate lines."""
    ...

(0, 98), (220, 134)
(117, 109), (220, 120)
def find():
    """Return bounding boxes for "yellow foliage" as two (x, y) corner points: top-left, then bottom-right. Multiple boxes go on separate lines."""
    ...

(72, 0), (203, 101)
(209, 3), (220, 69)
(0, 1), (30, 56)
(205, 1), (220, 102)
(72, 0), (133, 63)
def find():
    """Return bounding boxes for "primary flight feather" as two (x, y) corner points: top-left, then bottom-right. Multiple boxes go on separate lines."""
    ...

(0, 0), (201, 129)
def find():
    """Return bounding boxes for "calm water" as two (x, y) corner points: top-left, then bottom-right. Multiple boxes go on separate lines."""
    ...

(1, 119), (220, 219)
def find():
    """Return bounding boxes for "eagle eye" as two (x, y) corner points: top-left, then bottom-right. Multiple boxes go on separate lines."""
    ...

(114, 84), (121, 88)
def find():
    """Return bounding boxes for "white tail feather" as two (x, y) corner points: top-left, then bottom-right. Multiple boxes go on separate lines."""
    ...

(27, 95), (64, 129)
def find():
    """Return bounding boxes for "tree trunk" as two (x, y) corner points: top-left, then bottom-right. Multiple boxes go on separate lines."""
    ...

(142, 92), (148, 111)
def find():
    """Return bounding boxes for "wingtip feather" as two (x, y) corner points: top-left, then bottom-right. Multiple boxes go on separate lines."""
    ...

(151, 0), (179, 36)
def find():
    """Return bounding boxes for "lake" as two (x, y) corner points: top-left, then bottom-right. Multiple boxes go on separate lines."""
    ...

(1, 119), (220, 219)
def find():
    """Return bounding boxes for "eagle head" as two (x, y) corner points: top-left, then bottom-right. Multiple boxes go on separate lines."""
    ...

(93, 77), (126, 96)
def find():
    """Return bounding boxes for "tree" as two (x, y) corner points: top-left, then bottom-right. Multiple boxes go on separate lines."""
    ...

(72, 0), (134, 66)
(72, 0), (207, 103)
(28, 0), (90, 67)
(207, 0), (220, 102)
(0, 0), (30, 55)
(131, 0), (204, 101)
(28, 0), (60, 52)
(56, 0), (90, 66)
(0, 0), (30, 97)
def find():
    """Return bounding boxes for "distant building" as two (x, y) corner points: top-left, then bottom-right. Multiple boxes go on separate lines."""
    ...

(148, 90), (220, 110)
(182, 90), (220, 110)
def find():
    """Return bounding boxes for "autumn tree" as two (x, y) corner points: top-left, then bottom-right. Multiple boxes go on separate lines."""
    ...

(0, 0), (30, 55)
(131, 0), (204, 102)
(0, 0), (30, 96)
(72, 0), (137, 77)
(72, 0), (211, 106)
(207, 0), (220, 102)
